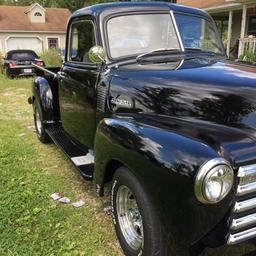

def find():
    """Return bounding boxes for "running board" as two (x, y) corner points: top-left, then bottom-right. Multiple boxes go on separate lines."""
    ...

(46, 126), (94, 181)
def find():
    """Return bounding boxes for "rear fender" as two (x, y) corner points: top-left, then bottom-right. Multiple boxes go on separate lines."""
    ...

(32, 76), (54, 122)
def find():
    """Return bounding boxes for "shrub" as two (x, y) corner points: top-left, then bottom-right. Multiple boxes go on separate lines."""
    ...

(239, 50), (256, 65)
(0, 52), (4, 74)
(39, 49), (62, 67)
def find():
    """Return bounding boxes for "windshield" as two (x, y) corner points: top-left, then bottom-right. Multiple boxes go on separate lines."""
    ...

(107, 13), (181, 59)
(175, 13), (224, 54)
(106, 12), (224, 60)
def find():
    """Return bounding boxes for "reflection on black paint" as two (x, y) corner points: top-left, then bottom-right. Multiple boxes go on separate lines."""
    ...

(134, 87), (186, 115)
(134, 87), (256, 129)
(192, 94), (256, 127)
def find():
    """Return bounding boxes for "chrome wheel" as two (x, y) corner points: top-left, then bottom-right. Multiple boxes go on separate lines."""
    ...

(35, 107), (42, 135)
(116, 185), (143, 251)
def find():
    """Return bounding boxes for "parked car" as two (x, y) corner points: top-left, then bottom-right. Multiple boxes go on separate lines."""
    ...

(28, 2), (256, 256)
(4, 50), (44, 78)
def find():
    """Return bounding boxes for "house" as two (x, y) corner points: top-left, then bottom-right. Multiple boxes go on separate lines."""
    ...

(178, 0), (256, 58)
(0, 3), (71, 55)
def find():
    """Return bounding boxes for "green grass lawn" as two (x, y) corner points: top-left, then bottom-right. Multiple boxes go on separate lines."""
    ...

(2, 74), (256, 256)
(0, 74), (121, 256)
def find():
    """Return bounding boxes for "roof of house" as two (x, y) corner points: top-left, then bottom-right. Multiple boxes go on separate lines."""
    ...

(24, 3), (46, 14)
(0, 5), (70, 32)
(178, 0), (227, 9)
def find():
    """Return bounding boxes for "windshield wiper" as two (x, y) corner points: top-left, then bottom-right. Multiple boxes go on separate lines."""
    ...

(185, 48), (223, 56)
(136, 48), (183, 63)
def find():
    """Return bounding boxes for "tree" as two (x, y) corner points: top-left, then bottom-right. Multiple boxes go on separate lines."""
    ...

(60, 0), (88, 12)
(0, 0), (87, 11)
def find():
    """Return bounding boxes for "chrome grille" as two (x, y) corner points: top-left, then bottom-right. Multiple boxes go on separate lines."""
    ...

(228, 164), (256, 245)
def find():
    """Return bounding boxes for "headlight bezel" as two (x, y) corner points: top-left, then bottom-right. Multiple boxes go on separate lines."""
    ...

(195, 158), (234, 204)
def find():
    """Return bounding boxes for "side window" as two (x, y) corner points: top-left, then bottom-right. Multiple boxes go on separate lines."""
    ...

(175, 14), (222, 53)
(69, 20), (96, 63)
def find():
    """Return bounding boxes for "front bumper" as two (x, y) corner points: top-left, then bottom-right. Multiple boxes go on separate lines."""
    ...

(203, 241), (256, 256)
(189, 220), (256, 256)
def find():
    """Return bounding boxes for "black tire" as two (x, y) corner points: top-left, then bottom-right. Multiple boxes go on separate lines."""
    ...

(33, 101), (51, 144)
(111, 167), (171, 256)
(5, 68), (13, 79)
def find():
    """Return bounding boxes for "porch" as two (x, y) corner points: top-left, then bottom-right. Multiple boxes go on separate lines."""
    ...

(207, 1), (256, 59)
(240, 37), (256, 55)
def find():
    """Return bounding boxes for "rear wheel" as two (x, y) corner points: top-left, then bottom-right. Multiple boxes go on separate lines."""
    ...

(111, 167), (171, 256)
(5, 68), (14, 79)
(33, 101), (51, 144)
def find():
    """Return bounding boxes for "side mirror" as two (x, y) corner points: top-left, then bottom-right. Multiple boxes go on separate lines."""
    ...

(88, 46), (106, 64)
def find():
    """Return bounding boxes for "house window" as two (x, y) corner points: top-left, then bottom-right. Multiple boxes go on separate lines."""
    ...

(34, 12), (42, 16)
(248, 16), (256, 36)
(48, 38), (59, 49)
(68, 20), (96, 63)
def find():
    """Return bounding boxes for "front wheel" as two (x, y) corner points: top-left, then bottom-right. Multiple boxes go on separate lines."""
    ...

(111, 167), (171, 256)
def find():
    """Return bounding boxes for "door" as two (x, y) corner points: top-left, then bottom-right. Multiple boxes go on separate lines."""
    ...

(7, 37), (43, 52)
(59, 18), (99, 148)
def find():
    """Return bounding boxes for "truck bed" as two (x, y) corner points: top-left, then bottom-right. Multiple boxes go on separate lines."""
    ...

(32, 63), (61, 78)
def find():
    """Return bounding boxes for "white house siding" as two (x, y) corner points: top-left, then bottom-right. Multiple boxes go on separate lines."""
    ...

(27, 5), (46, 23)
(0, 32), (66, 55)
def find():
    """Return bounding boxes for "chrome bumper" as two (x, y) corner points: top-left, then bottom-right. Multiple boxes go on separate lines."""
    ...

(228, 163), (256, 245)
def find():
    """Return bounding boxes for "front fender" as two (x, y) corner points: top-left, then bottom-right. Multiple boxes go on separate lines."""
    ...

(32, 76), (54, 122)
(94, 116), (235, 255)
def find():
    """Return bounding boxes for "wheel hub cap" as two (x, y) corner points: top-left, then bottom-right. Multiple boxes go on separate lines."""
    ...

(116, 185), (143, 251)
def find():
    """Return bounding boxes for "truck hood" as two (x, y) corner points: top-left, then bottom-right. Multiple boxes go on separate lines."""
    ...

(109, 57), (256, 165)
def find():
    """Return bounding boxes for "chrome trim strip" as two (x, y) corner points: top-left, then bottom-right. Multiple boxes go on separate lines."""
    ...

(237, 181), (256, 196)
(234, 198), (256, 213)
(231, 213), (256, 230)
(228, 227), (256, 245)
(170, 11), (185, 52)
(238, 164), (256, 178)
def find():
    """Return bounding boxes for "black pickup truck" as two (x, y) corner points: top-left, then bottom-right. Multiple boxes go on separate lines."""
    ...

(28, 2), (256, 256)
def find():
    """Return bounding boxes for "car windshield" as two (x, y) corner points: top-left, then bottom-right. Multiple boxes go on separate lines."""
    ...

(107, 13), (181, 59)
(8, 51), (38, 60)
(175, 13), (224, 54)
(106, 13), (224, 59)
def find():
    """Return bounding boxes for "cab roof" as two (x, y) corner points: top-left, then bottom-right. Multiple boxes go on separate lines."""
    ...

(71, 1), (209, 20)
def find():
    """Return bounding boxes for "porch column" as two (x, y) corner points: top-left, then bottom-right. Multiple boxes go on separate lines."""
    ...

(238, 4), (247, 56)
(227, 10), (233, 57)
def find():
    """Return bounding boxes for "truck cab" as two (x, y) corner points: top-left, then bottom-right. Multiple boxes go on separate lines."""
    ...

(29, 2), (256, 256)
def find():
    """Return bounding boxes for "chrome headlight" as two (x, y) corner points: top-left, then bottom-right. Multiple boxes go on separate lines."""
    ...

(195, 158), (234, 204)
